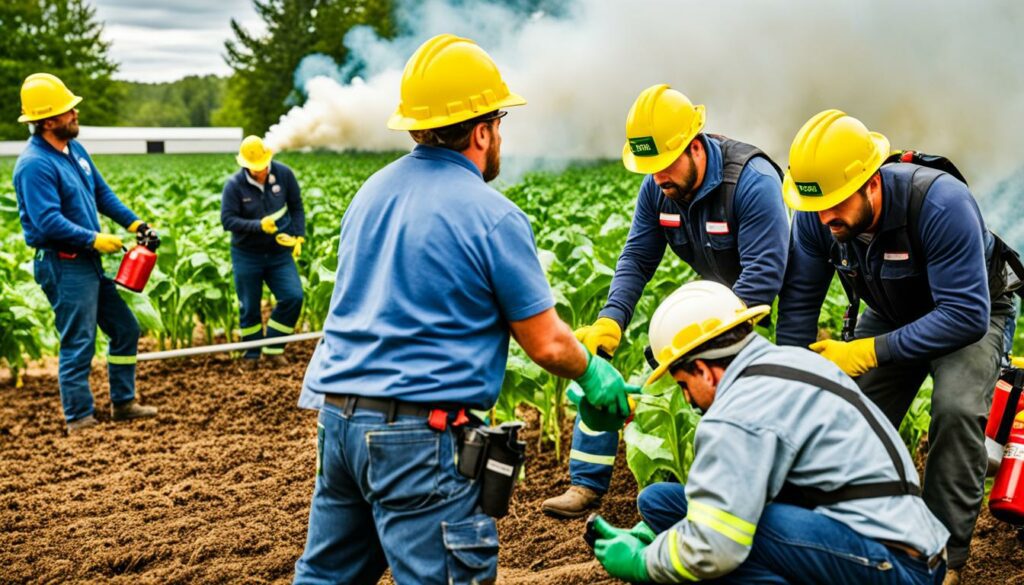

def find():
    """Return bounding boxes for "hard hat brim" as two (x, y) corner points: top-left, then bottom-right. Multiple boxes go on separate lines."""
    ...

(621, 104), (706, 175)
(782, 132), (890, 213)
(386, 92), (526, 131)
(237, 152), (273, 171)
(18, 94), (83, 123)
(644, 304), (771, 387)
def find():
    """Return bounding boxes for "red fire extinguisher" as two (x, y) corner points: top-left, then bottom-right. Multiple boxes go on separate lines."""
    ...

(115, 227), (159, 293)
(990, 410), (1024, 525)
(985, 367), (1024, 474)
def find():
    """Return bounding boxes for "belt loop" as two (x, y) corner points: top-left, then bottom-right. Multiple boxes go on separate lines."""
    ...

(386, 400), (398, 424)
(343, 395), (356, 418)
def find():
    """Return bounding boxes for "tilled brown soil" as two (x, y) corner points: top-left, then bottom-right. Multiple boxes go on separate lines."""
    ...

(0, 340), (1021, 583)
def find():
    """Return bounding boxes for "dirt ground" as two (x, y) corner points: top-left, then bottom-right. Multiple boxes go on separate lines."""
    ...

(1, 340), (1021, 584)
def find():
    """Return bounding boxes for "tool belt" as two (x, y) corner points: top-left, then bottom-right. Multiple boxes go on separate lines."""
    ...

(324, 393), (527, 519)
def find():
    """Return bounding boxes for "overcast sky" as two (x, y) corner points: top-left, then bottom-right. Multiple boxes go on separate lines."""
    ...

(92, 0), (267, 83)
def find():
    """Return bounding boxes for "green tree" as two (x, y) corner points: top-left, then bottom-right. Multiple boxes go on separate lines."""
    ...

(116, 75), (227, 127)
(219, 0), (396, 136)
(0, 0), (121, 139)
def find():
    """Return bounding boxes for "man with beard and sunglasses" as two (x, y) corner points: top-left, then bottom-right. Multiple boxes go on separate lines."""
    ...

(776, 110), (1018, 584)
(543, 84), (790, 519)
(12, 73), (159, 435)
(293, 35), (637, 585)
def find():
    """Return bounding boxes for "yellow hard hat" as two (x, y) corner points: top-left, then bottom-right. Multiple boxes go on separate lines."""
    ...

(18, 73), (83, 123)
(782, 109), (891, 212)
(622, 84), (706, 175)
(387, 34), (526, 131)
(236, 135), (273, 171)
(646, 281), (769, 386)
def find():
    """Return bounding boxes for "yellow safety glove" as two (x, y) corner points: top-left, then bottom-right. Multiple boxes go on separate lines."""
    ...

(275, 234), (305, 259)
(92, 233), (123, 254)
(810, 337), (878, 377)
(574, 317), (622, 357)
(260, 216), (278, 234)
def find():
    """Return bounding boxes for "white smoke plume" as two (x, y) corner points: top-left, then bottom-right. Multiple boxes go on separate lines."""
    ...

(264, 0), (1024, 197)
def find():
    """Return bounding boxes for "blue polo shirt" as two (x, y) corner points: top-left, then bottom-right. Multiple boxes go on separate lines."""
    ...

(13, 135), (138, 250)
(304, 145), (554, 409)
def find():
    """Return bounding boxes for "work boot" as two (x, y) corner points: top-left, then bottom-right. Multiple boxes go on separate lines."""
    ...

(111, 399), (158, 422)
(541, 485), (602, 518)
(264, 354), (287, 367)
(942, 568), (960, 585)
(66, 415), (99, 435)
(239, 358), (260, 371)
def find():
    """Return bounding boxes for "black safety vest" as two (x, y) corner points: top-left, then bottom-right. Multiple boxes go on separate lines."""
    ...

(657, 135), (782, 286)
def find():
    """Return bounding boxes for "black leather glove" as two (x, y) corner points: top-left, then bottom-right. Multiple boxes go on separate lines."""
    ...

(136, 222), (161, 252)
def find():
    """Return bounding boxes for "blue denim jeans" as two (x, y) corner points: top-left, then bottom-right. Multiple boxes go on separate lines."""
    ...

(293, 401), (498, 585)
(34, 251), (139, 422)
(637, 483), (945, 584)
(568, 412), (618, 494)
(230, 247), (303, 359)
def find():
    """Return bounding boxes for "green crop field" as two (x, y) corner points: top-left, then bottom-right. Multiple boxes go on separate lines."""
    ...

(0, 152), (1017, 486)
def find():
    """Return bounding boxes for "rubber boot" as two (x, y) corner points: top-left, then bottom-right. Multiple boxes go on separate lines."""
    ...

(541, 485), (602, 518)
(111, 399), (158, 422)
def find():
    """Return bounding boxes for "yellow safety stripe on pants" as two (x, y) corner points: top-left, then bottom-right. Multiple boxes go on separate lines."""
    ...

(686, 500), (755, 547)
(578, 419), (607, 437)
(667, 530), (699, 581)
(267, 318), (294, 335)
(569, 449), (615, 466)
(107, 354), (137, 365)
(262, 346), (285, 355)
(241, 323), (262, 336)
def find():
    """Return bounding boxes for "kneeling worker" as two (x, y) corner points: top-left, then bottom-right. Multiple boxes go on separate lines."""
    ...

(589, 281), (948, 584)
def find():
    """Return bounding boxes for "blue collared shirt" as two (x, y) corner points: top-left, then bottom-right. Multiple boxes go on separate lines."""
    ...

(304, 145), (554, 408)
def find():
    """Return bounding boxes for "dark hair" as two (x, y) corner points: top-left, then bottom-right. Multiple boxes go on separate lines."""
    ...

(669, 322), (754, 374)
(409, 110), (502, 151)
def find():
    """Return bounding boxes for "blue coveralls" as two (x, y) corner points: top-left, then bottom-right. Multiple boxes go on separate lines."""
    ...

(571, 135), (789, 494)
(777, 163), (1011, 568)
(220, 161), (305, 359)
(294, 145), (554, 585)
(13, 135), (141, 423)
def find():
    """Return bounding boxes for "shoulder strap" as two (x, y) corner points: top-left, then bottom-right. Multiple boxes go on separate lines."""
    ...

(905, 166), (944, 269)
(738, 364), (920, 508)
(709, 134), (783, 236)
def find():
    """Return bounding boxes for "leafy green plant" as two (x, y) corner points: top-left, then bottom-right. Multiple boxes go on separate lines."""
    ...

(625, 376), (702, 487)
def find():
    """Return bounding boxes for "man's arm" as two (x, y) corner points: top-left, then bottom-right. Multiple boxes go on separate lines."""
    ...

(600, 176), (668, 328)
(731, 158), (789, 307)
(16, 160), (97, 248)
(220, 179), (262, 233)
(285, 167), (306, 237)
(645, 420), (793, 582)
(510, 308), (587, 378)
(876, 176), (991, 363)
(776, 212), (835, 347)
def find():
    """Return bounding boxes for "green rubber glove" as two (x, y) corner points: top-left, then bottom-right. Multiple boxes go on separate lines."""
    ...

(593, 516), (651, 583)
(629, 521), (657, 544)
(579, 396), (629, 432)
(575, 348), (640, 417)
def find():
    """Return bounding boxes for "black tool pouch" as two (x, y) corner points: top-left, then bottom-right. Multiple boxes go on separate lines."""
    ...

(456, 422), (526, 518)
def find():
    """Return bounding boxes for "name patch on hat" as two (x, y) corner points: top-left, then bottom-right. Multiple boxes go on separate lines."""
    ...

(659, 213), (681, 227)
(795, 181), (823, 196)
(629, 136), (659, 157)
(706, 221), (729, 235)
(884, 252), (910, 261)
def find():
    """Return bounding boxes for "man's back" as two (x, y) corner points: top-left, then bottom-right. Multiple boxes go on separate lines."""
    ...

(306, 145), (553, 409)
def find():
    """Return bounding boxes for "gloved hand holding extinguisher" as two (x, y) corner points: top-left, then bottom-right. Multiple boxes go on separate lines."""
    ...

(129, 220), (160, 251)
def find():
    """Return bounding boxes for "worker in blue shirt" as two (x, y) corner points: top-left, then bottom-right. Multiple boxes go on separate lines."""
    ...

(543, 84), (790, 518)
(589, 281), (948, 584)
(12, 73), (159, 434)
(221, 135), (305, 369)
(292, 35), (637, 585)
(776, 110), (1018, 584)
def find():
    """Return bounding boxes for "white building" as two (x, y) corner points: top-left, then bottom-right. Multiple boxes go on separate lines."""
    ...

(0, 126), (243, 157)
